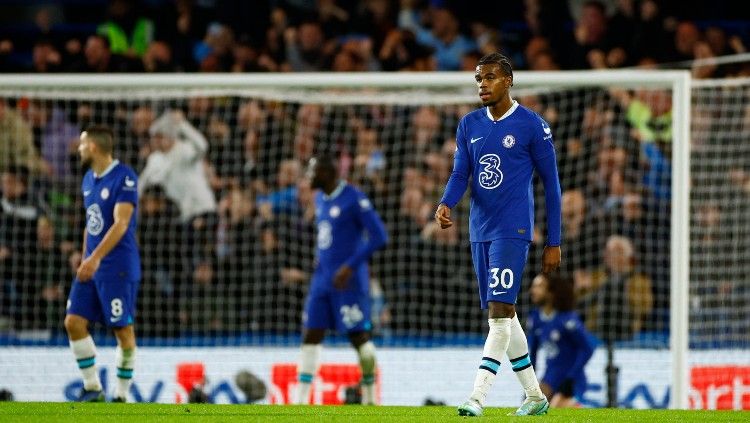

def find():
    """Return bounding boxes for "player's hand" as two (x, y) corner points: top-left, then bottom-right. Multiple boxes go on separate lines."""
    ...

(333, 265), (353, 290)
(76, 256), (101, 282)
(540, 382), (554, 399)
(541, 246), (561, 274)
(434, 203), (452, 229)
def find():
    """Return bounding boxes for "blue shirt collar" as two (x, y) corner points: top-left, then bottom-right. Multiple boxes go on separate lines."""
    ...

(324, 180), (347, 200)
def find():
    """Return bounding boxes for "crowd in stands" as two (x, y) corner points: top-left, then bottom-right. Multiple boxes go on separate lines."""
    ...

(1, 0), (749, 76)
(0, 1), (749, 346)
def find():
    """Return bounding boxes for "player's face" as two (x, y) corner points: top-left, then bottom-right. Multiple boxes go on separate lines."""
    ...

(475, 64), (511, 107)
(78, 132), (94, 168)
(530, 274), (549, 306)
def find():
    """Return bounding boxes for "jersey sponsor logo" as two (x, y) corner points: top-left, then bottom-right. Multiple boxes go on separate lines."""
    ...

(125, 176), (135, 187)
(359, 198), (371, 210)
(100, 188), (110, 200)
(317, 221), (332, 250)
(470, 136), (483, 143)
(502, 134), (516, 148)
(477, 154), (504, 189)
(542, 121), (551, 134)
(329, 206), (340, 218)
(86, 203), (105, 236)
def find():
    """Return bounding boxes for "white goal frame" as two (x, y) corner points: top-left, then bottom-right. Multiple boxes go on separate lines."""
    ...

(0, 70), (691, 409)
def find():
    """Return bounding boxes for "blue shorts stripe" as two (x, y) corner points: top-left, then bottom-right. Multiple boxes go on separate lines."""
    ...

(77, 357), (96, 369)
(117, 368), (134, 379)
(299, 373), (314, 383)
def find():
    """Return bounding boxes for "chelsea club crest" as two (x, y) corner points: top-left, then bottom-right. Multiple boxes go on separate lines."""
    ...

(502, 134), (515, 148)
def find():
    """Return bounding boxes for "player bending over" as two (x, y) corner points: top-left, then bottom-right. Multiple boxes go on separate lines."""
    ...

(64, 126), (141, 402)
(434, 53), (562, 416)
(528, 273), (594, 408)
(295, 156), (388, 405)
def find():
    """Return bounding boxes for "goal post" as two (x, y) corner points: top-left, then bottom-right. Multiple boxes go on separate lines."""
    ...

(0, 70), (693, 408)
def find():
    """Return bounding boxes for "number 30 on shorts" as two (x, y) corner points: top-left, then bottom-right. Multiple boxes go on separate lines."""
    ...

(489, 268), (513, 289)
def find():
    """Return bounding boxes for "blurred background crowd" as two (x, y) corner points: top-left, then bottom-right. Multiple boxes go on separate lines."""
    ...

(1, 0), (749, 75)
(0, 0), (748, 346)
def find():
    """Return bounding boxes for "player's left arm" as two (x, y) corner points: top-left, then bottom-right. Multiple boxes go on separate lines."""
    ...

(562, 317), (595, 381)
(530, 116), (562, 273)
(333, 197), (388, 289)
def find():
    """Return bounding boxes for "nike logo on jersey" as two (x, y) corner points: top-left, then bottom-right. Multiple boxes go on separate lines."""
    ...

(83, 190), (91, 196)
(492, 290), (507, 295)
(470, 136), (483, 143)
(110, 316), (122, 323)
(125, 177), (135, 187)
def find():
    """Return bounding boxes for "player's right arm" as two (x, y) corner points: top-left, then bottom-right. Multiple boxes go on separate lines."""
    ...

(435, 118), (471, 229)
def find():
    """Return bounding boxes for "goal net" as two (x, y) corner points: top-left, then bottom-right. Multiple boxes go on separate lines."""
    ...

(0, 72), (739, 409)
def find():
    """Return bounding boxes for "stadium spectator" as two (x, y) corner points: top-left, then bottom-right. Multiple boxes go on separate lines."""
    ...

(401, 7), (476, 71)
(68, 34), (140, 73)
(96, 0), (155, 58)
(27, 100), (79, 181)
(30, 39), (63, 73)
(284, 20), (332, 72)
(138, 185), (181, 337)
(139, 109), (218, 288)
(580, 235), (654, 342)
(258, 158), (302, 218)
(22, 216), (72, 330)
(0, 165), (47, 329)
(142, 41), (176, 72)
(0, 99), (44, 174)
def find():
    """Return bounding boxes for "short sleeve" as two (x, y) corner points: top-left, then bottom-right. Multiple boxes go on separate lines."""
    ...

(116, 169), (138, 206)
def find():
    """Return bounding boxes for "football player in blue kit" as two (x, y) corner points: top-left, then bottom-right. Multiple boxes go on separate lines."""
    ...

(434, 53), (562, 416)
(64, 126), (141, 402)
(528, 273), (594, 408)
(295, 156), (388, 405)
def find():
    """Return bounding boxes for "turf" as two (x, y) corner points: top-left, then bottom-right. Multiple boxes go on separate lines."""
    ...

(0, 403), (745, 422)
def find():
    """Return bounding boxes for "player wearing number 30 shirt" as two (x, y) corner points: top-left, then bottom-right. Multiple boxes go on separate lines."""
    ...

(435, 53), (561, 417)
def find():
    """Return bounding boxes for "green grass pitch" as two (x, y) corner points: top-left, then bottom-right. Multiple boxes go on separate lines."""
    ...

(0, 403), (745, 422)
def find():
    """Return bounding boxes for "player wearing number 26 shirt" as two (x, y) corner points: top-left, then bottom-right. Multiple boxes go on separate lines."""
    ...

(294, 156), (388, 406)
(435, 53), (561, 417)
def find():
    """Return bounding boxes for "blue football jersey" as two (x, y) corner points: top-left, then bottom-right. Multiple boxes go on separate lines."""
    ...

(527, 308), (594, 389)
(82, 160), (141, 280)
(312, 182), (387, 292)
(440, 102), (561, 245)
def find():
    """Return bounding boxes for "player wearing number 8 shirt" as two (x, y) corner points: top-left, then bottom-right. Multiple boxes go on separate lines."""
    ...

(65, 126), (141, 402)
(435, 53), (562, 417)
(294, 156), (388, 405)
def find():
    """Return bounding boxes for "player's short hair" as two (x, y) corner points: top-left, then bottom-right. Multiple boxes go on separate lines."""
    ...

(83, 125), (115, 155)
(478, 52), (514, 80)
